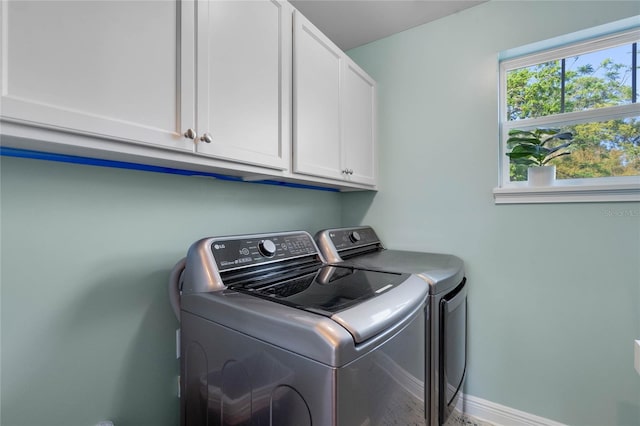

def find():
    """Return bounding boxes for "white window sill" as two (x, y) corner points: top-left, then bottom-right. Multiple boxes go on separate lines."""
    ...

(493, 180), (640, 204)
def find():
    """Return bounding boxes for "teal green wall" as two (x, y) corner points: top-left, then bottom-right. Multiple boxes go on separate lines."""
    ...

(345, 1), (640, 425)
(0, 156), (342, 425)
(2, 3), (640, 426)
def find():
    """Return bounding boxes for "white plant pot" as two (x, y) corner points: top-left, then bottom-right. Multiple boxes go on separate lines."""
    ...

(527, 165), (556, 186)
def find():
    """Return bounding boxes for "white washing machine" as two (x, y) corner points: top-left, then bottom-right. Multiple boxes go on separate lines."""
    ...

(315, 226), (467, 426)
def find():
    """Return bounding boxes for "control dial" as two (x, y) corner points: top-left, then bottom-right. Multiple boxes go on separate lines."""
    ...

(349, 231), (361, 243)
(258, 239), (277, 257)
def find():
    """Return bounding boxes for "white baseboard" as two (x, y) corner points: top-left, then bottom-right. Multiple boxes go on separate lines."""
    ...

(456, 393), (567, 426)
(372, 351), (566, 426)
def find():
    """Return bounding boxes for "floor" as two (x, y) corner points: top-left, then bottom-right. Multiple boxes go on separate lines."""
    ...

(446, 411), (495, 426)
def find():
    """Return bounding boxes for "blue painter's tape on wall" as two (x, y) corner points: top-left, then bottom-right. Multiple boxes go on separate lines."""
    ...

(0, 147), (339, 192)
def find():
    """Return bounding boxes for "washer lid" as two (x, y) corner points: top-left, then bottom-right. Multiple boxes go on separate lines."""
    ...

(233, 265), (428, 343)
(237, 266), (404, 314)
(330, 272), (428, 343)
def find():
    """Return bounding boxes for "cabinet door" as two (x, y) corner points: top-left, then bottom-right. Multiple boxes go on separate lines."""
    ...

(196, 0), (291, 171)
(342, 60), (377, 186)
(0, 1), (193, 152)
(292, 11), (343, 180)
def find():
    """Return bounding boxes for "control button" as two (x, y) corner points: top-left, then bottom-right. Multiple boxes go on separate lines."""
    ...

(349, 231), (361, 243)
(258, 239), (277, 257)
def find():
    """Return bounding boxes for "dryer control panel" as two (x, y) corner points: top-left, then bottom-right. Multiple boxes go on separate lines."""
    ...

(326, 226), (381, 251)
(315, 226), (384, 263)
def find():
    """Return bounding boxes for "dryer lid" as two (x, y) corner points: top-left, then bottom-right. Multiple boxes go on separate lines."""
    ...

(348, 250), (465, 295)
(315, 226), (465, 295)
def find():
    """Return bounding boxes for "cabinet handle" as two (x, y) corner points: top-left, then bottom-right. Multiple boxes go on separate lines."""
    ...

(200, 133), (213, 144)
(183, 128), (197, 140)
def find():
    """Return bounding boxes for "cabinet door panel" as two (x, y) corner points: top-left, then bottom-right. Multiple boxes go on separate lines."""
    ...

(0, 1), (192, 151)
(292, 12), (343, 180)
(343, 61), (376, 185)
(196, 0), (290, 170)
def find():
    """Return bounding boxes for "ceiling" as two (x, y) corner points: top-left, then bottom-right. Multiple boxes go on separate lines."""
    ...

(290, 0), (487, 51)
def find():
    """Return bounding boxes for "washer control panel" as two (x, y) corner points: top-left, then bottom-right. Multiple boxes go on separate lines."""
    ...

(327, 227), (381, 251)
(211, 232), (318, 271)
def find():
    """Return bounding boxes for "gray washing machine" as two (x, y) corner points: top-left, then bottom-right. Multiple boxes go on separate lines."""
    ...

(315, 226), (467, 426)
(177, 230), (431, 426)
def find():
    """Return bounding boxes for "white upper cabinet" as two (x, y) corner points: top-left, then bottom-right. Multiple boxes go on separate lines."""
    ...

(195, 0), (291, 170)
(292, 11), (343, 180)
(0, 1), (375, 190)
(0, 0), (291, 171)
(0, 0), (194, 152)
(342, 61), (377, 186)
(293, 11), (377, 186)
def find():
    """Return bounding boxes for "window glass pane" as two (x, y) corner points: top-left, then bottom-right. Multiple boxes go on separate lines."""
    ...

(506, 61), (561, 121)
(564, 44), (634, 112)
(557, 116), (640, 179)
(508, 117), (640, 181)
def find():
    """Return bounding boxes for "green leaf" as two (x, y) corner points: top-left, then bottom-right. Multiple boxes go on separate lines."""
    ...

(510, 157), (537, 166)
(534, 128), (560, 136)
(554, 132), (573, 140)
(546, 141), (573, 154)
(507, 137), (541, 147)
(535, 146), (552, 157)
(508, 145), (538, 155)
(507, 151), (534, 159)
(542, 151), (572, 165)
(508, 129), (536, 137)
(542, 132), (574, 145)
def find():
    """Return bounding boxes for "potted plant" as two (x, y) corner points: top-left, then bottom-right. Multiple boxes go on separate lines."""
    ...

(506, 128), (574, 186)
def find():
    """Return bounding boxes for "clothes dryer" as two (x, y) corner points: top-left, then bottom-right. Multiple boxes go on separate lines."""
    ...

(315, 226), (467, 426)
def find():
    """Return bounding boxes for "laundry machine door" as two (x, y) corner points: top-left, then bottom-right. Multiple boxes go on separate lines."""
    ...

(439, 279), (467, 425)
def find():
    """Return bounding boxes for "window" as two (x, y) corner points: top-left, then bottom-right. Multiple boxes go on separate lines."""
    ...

(496, 26), (640, 203)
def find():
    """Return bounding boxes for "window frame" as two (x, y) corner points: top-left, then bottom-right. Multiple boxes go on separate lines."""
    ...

(495, 27), (640, 204)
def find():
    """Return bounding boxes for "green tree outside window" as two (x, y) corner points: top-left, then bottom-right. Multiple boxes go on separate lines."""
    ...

(506, 45), (639, 181)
